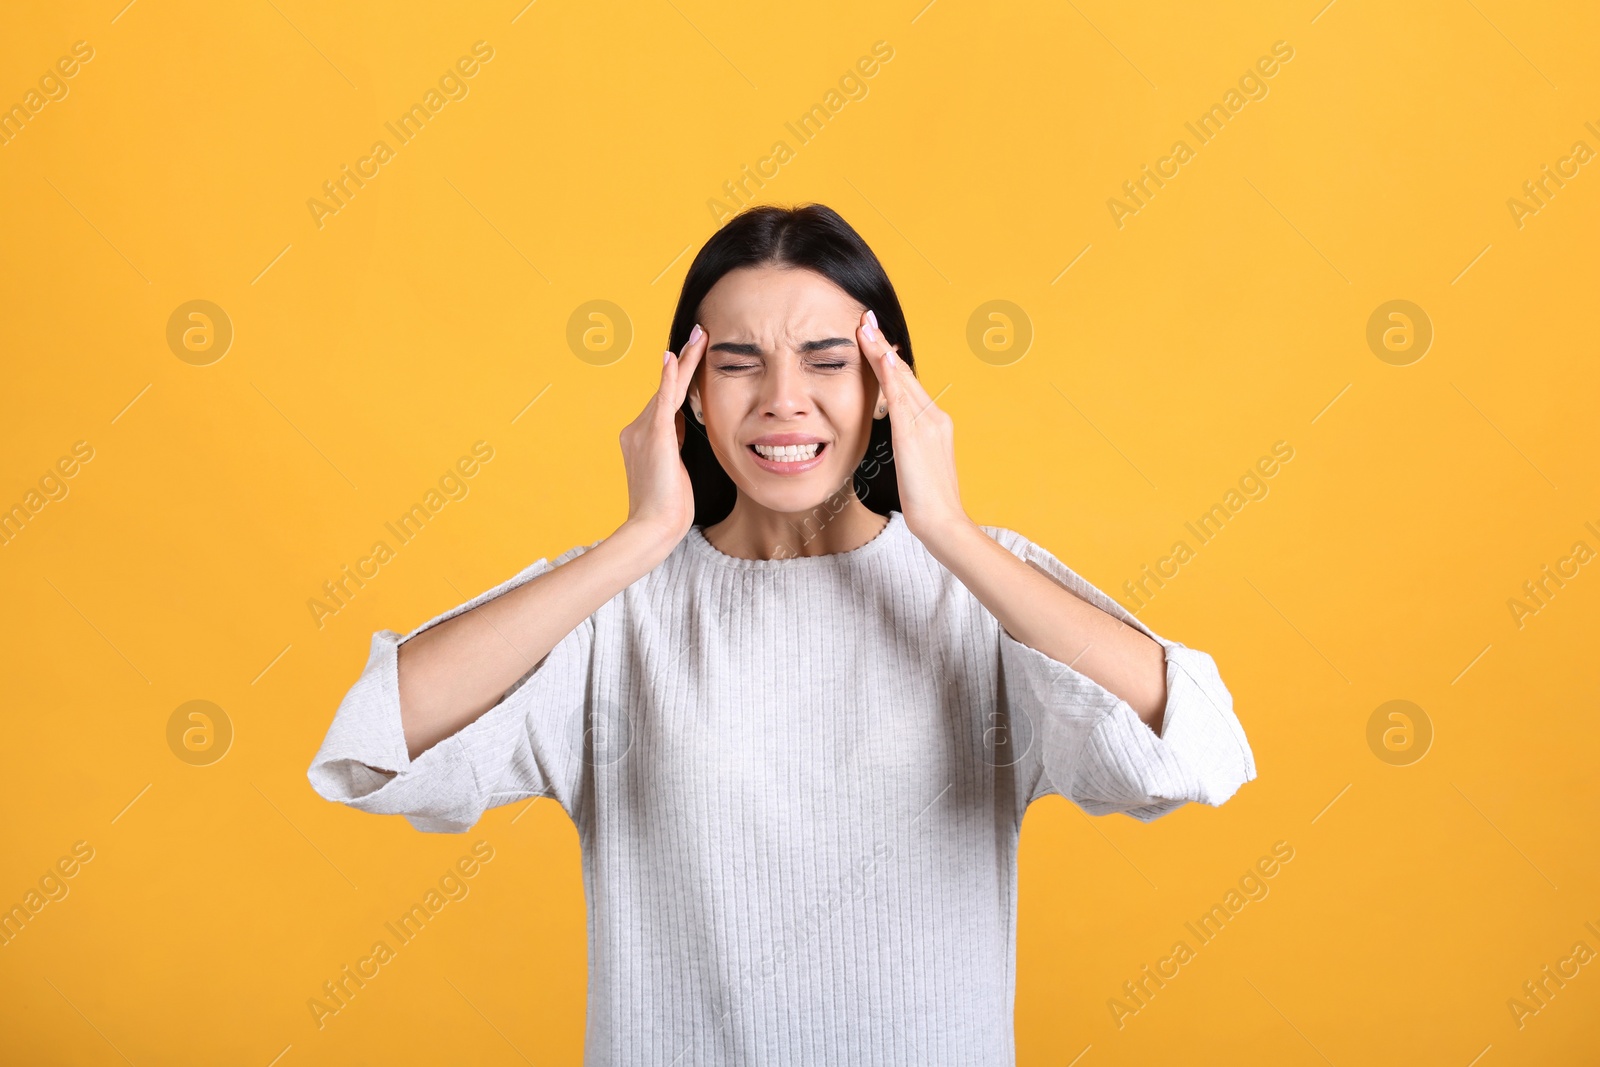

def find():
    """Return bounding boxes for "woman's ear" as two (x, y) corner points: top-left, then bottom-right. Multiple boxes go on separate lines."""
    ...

(688, 383), (704, 424)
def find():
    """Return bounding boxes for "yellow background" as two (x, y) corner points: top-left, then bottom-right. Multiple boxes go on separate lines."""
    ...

(2, 0), (1597, 1062)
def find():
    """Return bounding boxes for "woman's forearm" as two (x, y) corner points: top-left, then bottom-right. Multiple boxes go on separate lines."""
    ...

(395, 520), (669, 761)
(925, 520), (1169, 729)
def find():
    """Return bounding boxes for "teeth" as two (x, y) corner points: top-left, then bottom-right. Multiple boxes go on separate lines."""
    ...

(753, 442), (821, 461)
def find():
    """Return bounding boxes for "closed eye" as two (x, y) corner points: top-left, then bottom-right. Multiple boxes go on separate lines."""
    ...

(715, 360), (850, 372)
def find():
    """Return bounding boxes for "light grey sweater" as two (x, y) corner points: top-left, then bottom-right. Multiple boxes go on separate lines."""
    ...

(306, 509), (1257, 1064)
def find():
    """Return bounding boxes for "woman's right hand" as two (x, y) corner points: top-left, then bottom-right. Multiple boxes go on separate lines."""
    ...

(618, 322), (708, 552)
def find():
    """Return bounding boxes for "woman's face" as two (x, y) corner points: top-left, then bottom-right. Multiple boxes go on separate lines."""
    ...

(688, 264), (884, 514)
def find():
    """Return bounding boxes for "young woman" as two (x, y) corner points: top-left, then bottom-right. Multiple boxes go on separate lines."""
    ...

(307, 203), (1257, 1063)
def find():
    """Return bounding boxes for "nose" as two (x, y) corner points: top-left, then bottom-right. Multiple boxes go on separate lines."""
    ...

(757, 353), (810, 419)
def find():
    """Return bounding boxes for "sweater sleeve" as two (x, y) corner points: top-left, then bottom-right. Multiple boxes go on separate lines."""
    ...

(981, 526), (1257, 822)
(305, 540), (600, 834)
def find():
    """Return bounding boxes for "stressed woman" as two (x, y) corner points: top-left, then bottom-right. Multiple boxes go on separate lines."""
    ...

(306, 203), (1258, 1064)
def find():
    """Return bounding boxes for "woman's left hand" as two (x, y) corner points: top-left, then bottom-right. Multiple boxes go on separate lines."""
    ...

(857, 309), (973, 547)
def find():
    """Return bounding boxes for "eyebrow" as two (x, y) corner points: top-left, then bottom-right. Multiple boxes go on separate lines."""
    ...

(708, 337), (856, 356)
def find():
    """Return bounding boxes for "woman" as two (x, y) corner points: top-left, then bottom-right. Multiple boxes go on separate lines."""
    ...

(307, 203), (1257, 1063)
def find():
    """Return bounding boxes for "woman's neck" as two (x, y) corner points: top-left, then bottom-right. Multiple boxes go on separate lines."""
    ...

(700, 494), (890, 561)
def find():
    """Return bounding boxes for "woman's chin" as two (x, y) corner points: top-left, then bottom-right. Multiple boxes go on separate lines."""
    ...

(734, 467), (858, 517)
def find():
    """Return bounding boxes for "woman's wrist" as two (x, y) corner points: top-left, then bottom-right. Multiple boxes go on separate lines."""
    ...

(608, 517), (687, 575)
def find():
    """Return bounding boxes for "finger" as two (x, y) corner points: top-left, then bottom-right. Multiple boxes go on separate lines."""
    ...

(857, 310), (897, 403)
(858, 310), (931, 416)
(671, 322), (708, 410)
(656, 348), (678, 412)
(869, 326), (934, 414)
(887, 346), (935, 413)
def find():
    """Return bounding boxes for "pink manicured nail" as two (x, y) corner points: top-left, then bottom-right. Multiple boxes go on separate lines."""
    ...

(688, 323), (703, 345)
(862, 320), (877, 342)
(866, 309), (879, 330)
(664, 350), (672, 365)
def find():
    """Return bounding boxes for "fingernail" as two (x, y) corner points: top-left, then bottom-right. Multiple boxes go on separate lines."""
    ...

(862, 320), (877, 342)
(664, 349), (672, 365)
(688, 323), (703, 345)
(866, 309), (879, 330)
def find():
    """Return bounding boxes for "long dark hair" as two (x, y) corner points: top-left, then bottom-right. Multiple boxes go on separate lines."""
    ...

(668, 203), (914, 528)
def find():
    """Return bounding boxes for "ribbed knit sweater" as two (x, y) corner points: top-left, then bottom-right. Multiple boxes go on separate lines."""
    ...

(306, 509), (1257, 1065)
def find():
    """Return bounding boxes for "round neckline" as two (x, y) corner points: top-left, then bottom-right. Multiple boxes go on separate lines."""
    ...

(687, 510), (904, 570)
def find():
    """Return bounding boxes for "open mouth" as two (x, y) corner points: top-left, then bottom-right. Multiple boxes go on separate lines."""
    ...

(749, 442), (826, 463)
